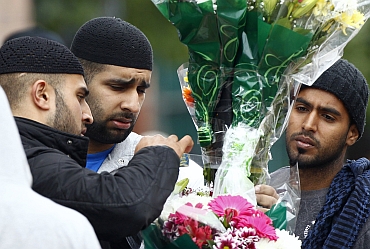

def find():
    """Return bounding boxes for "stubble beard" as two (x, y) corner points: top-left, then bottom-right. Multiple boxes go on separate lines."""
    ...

(85, 118), (135, 144)
(286, 130), (347, 170)
(85, 100), (137, 144)
(52, 90), (80, 136)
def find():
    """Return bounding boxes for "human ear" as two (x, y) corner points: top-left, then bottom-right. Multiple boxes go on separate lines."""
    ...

(346, 124), (359, 146)
(31, 80), (53, 110)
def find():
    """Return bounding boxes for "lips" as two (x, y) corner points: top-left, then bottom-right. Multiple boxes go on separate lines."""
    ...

(112, 118), (132, 130)
(295, 135), (315, 149)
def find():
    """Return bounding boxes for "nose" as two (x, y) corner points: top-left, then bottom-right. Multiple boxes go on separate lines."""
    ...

(302, 112), (317, 132)
(82, 100), (93, 125)
(120, 89), (141, 114)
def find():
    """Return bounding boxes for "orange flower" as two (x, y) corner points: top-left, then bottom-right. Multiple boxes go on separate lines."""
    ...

(183, 86), (195, 104)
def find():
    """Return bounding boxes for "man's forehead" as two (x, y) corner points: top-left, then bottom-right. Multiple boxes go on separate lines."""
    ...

(99, 64), (151, 82)
(298, 87), (348, 112)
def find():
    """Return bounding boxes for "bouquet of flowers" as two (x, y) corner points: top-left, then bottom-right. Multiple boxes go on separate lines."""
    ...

(152, 0), (370, 200)
(144, 1), (370, 247)
(141, 184), (302, 249)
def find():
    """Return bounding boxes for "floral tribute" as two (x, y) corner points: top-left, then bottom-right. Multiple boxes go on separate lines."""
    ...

(142, 191), (301, 249)
(151, 0), (370, 200)
(146, 0), (370, 246)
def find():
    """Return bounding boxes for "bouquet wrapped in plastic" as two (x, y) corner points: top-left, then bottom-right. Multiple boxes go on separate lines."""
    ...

(144, 0), (370, 248)
(142, 180), (302, 249)
(152, 0), (370, 199)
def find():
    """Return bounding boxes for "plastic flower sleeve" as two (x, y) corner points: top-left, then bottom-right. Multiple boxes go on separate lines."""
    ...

(153, 0), (248, 148)
(178, 64), (227, 186)
(212, 71), (297, 199)
(266, 162), (301, 233)
(288, 0), (370, 86)
(227, 22), (313, 186)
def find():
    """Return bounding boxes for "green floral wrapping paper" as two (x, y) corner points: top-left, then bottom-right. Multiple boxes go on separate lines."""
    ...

(155, 0), (248, 147)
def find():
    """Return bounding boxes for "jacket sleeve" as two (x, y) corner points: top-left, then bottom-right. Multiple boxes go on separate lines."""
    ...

(28, 145), (180, 242)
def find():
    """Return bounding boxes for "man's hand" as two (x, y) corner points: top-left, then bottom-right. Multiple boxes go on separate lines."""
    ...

(255, 184), (279, 212)
(135, 134), (194, 158)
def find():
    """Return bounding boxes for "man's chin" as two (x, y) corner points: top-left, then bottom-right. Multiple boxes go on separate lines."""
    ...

(295, 157), (319, 169)
(89, 132), (130, 144)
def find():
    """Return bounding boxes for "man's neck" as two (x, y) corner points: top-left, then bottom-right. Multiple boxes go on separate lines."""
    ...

(88, 139), (115, 154)
(298, 162), (344, 191)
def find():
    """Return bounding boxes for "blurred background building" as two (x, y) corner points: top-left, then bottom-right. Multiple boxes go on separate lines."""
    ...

(1, 0), (370, 171)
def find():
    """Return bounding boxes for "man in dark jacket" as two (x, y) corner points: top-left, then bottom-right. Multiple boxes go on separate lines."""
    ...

(70, 16), (206, 248)
(0, 36), (194, 248)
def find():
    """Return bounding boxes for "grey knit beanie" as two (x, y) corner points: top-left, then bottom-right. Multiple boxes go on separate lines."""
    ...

(0, 36), (84, 75)
(310, 59), (369, 139)
(71, 17), (153, 70)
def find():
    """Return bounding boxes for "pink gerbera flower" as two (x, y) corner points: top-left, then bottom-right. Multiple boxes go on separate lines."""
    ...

(234, 209), (278, 241)
(208, 195), (255, 224)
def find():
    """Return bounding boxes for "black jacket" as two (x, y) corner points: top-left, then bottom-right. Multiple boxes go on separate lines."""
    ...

(16, 117), (179, 247)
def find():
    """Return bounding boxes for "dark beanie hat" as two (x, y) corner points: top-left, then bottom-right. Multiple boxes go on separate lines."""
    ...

(71, 17), (153, 70)
(0, 36), (84, 75)
(310, 59), (369, 139)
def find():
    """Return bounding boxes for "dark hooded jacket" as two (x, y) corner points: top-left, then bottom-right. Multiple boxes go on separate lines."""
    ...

(0, 88), (100, 249)
(15, 117), (179, 248)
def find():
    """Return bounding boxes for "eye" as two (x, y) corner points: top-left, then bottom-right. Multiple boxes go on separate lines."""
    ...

(322, 113), (335, 122)
(77, 94), (86, 102)
(110, 85), (125, 91)
(137, 86), (146, 94)
(295, 105), (308, 112)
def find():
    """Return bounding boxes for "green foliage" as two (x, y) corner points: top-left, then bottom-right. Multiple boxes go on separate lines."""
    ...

(34, 0), (103, 45)
(125, 0), (188, 64)
(34, 0), (188, 63)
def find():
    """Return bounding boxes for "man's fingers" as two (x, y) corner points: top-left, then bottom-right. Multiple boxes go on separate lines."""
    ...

(255, 184), (279, 209)
(255, 194), (277, 209)
(256, 206), (270, 213)
(178, 135), (194, 153)
(167, 134), (179, 142)
(255, 184), (279, 200)
(135, 134), (194, 158)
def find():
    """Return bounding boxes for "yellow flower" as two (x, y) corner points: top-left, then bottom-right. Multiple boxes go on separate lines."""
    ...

(336, 10), (365, 35)
(351, 10), (366, 28)
(291, 0), (319, 19)
(312, 0), (333, 17)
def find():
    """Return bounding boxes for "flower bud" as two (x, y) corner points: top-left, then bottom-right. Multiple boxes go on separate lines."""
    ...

(291, 0), (318, 19)
(263, 0), (278, 17)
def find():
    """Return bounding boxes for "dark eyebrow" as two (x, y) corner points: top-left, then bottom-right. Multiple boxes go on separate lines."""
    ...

(320, 106), (341, 117)
(296, 97), (311, 108)
(106, 78), (150, 88)
(296, 97), (341, 117)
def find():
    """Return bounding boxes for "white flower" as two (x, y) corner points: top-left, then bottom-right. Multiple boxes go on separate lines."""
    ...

(255, 229), (302, 249)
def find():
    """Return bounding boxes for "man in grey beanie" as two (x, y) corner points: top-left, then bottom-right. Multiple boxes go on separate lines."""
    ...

(270, 59), (370, 248)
